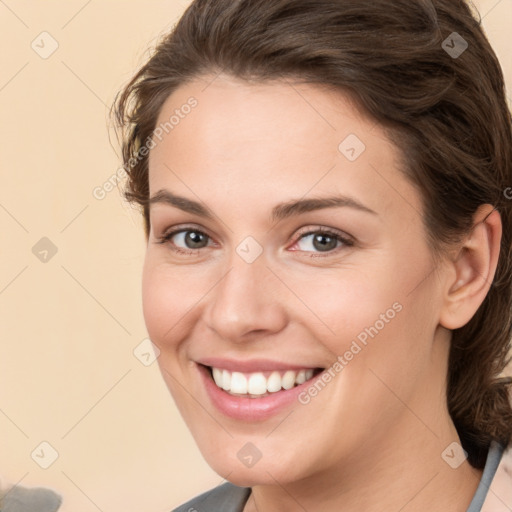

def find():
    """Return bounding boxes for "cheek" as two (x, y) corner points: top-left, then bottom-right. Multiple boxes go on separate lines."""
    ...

(287, 265), (404, 353)
(141, 255), (198, 347)
(293, 255), (435, 377)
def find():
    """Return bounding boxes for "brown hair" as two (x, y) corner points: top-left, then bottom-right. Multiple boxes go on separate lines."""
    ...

(112, 0), (512, 469)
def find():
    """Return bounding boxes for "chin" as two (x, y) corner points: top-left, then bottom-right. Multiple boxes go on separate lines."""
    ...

(201, 447), (308, 487)
(218, 465), (290, 488)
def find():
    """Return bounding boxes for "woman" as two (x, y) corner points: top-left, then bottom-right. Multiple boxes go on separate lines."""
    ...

(112, 0), (512, 510)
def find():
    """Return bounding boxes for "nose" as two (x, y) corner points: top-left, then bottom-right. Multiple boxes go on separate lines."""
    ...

(203, 250), (288, 343)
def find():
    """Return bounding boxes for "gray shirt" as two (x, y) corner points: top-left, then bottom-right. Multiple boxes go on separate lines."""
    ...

(0, 486), (62, 512)
(173, 441), (506, 512)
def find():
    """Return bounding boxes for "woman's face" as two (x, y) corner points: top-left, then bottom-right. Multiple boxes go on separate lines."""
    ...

(143, 75), (452, 485)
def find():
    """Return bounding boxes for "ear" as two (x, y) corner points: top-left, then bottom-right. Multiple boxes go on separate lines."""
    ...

(439, 204), (502, 330)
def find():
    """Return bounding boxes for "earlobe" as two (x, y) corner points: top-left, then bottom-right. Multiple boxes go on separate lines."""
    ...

(439, 205), (502, 330)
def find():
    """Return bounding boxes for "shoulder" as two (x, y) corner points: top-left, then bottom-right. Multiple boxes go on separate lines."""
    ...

(172, 482), (251, 512)
(481, 441), (512, 512)
(0, 484), (62, 512)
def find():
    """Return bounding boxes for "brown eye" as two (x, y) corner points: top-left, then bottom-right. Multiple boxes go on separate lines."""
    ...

(292, 228), (354, 256)
(181, 231), (209, 249)
(158, 228), (211, 251)
(311, 233), (339, 252)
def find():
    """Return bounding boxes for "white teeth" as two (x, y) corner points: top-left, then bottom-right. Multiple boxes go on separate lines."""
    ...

(296, 369), (306, 384)
(231, 372), (248, 394)
(248, 373), (267, 395)
(282, 370), (296, 390)
(212, 367), (223, 387)
(266, 371), (282, 393)
(210, 366), (319, 396)
(221, 369), (231, 391)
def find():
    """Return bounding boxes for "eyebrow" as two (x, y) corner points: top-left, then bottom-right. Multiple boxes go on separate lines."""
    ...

(148, 189), (377, 223)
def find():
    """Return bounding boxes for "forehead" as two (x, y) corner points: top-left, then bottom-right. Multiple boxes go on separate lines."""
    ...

(147, 75), (419, 223)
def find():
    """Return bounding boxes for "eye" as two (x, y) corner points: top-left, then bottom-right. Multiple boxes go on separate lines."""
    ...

(155, 225), (354, 257)
(156, 227), (212, 253)
(290, 227), (354, 256)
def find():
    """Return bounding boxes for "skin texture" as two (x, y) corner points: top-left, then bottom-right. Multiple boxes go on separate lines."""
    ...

(142, 75), (501, 512)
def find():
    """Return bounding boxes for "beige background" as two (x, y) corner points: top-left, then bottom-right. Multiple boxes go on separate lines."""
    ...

(0, 1), (510, 511)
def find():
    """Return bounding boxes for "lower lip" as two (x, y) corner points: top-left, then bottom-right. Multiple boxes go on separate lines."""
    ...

(197, 364), (320, 421)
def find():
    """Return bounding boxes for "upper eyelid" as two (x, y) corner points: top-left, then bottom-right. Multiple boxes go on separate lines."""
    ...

(159, 224), (349, 238)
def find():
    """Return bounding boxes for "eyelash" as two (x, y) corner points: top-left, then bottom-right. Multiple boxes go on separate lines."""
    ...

(155, 225), (354, 258)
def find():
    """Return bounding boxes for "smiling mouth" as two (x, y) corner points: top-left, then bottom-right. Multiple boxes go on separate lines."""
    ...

(203, 365), (324, 398)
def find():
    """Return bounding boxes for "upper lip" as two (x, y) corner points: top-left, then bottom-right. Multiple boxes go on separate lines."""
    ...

(197, 357), (322, 373)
